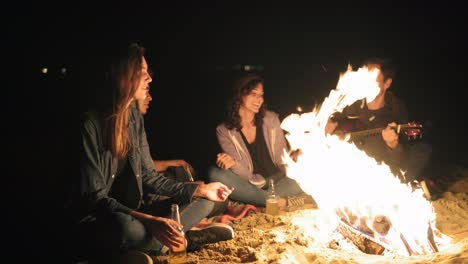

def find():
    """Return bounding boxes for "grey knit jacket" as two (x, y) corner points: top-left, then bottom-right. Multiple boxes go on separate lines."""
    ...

(216, 111), (289, 184)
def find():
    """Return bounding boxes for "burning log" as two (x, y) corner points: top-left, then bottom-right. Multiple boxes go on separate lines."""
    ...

(427, 224), (439, 253)
(337, 216), (439, 256)
(372, 215), (391, 235)
(337, 219), (386, 255)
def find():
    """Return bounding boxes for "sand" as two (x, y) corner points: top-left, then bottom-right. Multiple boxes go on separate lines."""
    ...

(155, 164), (468, 264)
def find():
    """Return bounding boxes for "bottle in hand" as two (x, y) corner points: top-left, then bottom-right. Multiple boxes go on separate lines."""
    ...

(266, 179), (280, 215)
(168, 204), (187, 264)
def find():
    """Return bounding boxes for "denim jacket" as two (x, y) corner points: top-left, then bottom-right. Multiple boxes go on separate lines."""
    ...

(76, 103), (198, 221)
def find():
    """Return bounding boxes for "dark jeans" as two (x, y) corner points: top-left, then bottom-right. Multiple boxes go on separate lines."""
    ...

(74, 167), (225, 258)
(400, 141), (433, 183)
(74, 195), (221, 258)
(207, 166), (304, 207)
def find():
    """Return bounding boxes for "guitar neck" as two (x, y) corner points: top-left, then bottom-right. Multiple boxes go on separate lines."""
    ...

(348, 124), (411, 140)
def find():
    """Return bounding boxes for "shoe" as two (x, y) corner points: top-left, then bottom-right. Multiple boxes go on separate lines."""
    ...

(186, 223), (234, 251)
(160, 246), (170, 255)
(115, 250), (153, 264)
(227, 199), (246, 209)
(287, 193), (317, 211)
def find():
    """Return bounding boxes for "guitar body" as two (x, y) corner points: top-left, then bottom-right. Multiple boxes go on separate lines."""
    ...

(335, 117), (367, 134)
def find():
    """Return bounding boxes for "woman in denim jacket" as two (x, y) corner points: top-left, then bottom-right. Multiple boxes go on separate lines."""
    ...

(74, 43), (234, 261)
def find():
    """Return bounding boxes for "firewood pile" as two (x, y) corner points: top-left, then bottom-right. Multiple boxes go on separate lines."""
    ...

(336, 212), (439, 256)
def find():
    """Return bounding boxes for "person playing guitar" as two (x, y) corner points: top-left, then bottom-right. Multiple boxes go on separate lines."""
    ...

(325, 57), (433, 194)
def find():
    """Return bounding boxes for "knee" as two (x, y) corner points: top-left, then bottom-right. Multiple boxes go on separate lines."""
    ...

(192, 197), (216, 212)
(414, 142), (433, 161)
(203, 199), (216, 213)
(207, 166), (224, 182)
(111, 212), (149, 247)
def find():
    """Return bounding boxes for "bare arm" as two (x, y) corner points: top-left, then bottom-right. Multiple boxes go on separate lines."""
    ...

(193, 182), (234, 202)
(216, 153), (236, 170)
(153, 159), (193, 173)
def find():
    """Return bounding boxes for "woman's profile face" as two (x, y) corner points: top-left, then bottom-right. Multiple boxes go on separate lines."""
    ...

(134, 56), (152, 102)
(241, 83), (264, 114)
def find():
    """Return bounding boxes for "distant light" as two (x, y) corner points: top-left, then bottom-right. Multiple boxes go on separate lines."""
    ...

(244, 65), (264, 71)
(297, 106), (303, 112)
(41, 67), (48, 74)
(232, 64), (265, 71)
(60, 67), (67, 75)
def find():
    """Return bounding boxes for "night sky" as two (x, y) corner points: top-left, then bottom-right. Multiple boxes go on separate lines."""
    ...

(7, 2), (467, 260)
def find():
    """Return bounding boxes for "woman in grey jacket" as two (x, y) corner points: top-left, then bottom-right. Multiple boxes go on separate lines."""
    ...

(208, 73), (303, 208)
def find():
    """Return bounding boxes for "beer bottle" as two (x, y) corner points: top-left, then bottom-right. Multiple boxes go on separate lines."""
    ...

(168, 204), (187, 263)
(266, 179), (280, 215)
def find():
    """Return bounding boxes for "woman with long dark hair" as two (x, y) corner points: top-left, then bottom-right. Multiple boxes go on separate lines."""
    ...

(208, 73), (304, 208)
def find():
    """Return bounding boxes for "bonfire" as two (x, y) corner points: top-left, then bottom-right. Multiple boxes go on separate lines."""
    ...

(280, 65), (451, 256)
(154, 66), (468, 264)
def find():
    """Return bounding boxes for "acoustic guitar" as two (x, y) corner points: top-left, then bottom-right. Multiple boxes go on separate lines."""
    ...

(333, 119), (423, 143)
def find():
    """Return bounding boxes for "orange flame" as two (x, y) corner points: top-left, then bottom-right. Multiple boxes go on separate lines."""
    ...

(281, 65), (451, 255)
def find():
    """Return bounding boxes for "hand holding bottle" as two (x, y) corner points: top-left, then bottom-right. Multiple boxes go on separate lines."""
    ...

(168, 204), (187, 263)
(131, 210), (185, 249)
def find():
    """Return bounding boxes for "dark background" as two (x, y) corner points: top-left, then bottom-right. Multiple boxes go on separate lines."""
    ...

(7, 2), (467, 261)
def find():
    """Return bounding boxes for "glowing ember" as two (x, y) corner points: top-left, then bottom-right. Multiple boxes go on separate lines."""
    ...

(281, 65), (452, 256)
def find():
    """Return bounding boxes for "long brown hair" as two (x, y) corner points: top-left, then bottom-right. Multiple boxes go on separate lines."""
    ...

(225, 73), (267, 130)
(105, 43), (145, 159)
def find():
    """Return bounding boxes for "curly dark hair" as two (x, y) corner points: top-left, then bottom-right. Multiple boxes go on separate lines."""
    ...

(225, 73), (267, 130)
